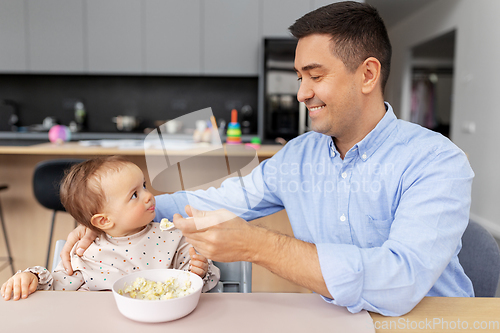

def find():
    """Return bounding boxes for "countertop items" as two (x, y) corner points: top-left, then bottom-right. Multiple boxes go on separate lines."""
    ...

(112, 115), (141, 132)
(0, 100), (19, 132)
(0, 131), (261, 146)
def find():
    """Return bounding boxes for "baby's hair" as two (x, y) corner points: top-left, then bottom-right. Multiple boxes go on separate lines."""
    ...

(59, 155), (133, 233)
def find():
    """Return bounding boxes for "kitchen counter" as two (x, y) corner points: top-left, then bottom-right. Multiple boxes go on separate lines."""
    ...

(0, 141), (282, 158)
(0, 131), (147, 147)
(0, 130), (148, 141)
(0, 131), (260, 145)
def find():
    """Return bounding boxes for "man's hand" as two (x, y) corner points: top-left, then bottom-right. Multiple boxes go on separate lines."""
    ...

(174, 205), (332, 298)
(1, 272), (38, 301)
(61, 225), (99, 275)
(173, 205), (255, 263)
(188, 247), (208, 278)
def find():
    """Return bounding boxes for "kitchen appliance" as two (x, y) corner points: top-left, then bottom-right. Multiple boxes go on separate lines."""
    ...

(112, 115), (141, 132)
(0, 100), (19, 131)
(258, 38), (309, 143)
(69, 101), (87, 132)
(240, 104), (253, 135)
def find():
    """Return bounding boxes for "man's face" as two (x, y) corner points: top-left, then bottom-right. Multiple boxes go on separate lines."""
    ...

(294, 34), (361, 138)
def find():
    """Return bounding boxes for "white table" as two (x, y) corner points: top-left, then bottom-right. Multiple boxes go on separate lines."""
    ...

(0, 292), (374, 333)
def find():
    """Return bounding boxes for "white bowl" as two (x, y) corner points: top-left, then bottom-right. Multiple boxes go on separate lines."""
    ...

(112, 269), (203, 323)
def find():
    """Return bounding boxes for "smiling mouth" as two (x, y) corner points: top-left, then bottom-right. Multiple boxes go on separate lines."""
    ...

(308, 105), (326, 111)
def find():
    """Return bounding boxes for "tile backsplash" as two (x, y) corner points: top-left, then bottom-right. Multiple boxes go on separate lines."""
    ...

(0, 74), (258, 134)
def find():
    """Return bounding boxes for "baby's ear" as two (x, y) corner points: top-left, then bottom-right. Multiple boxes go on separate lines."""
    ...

(90, 214), (113, 230)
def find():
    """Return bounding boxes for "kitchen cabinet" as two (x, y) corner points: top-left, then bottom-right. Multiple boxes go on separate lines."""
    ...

(0, 0), (27, 72)
(312, 0), (342, 10)
(261, 0), (310, 38)
(86, 0), (143, 73)
(27, 0), (85, 73)
(144, 0), (202, 75)
(0, 0), (337, 76)
(203, 0), (260, 76)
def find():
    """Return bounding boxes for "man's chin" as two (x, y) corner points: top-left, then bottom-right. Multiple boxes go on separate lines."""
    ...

(309, 122), (333, 136)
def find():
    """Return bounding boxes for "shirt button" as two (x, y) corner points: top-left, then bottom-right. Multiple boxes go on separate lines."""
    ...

(340, 215), (346, 222)
(362, 153), (367, 160)
(341, 172), (347, 179)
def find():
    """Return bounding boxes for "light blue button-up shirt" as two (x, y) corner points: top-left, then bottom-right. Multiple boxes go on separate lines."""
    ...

(155, 103), (474, 316)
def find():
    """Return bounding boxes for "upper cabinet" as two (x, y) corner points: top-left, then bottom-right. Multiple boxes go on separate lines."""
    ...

(144, 0), (202, 75)
(0, 0), (27, 72)
(0, 0), (324, 76)
(311, 0), (341, 10)
(27, 0), (85, 73)
(86, 0), (143, 73)
(261, 0), (310, 38)
(203, 0), (260, 76)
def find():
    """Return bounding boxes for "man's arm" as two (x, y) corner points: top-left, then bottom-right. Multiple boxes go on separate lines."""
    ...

(173, 205), (332, 298)
(62, 152), (285, 275)
(251, 225), (332, 298)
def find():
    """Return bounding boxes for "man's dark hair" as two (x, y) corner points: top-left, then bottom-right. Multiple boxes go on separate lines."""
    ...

(289, 1), (392, 92)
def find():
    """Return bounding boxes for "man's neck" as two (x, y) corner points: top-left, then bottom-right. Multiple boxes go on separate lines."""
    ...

(334, 101), (387, 159)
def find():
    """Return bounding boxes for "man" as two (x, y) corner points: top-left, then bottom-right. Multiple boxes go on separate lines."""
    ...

(61, 1), (474, 316)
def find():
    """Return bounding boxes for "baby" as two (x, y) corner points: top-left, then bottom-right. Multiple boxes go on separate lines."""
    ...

(1, 156), (219, 300)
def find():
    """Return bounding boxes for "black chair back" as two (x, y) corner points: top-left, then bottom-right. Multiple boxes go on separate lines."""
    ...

(32, 159), (85, 268)
(33, 159), (85, 211)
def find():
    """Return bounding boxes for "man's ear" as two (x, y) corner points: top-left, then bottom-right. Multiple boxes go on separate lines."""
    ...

(90, 214), (113, 231)
(361, 57), (381, 94)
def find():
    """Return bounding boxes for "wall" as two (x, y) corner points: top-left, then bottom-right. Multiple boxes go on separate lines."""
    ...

(385, 0), (500, 237)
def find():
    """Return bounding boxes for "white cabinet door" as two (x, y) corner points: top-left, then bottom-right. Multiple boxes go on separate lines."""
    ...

(203, 0), (260, 76)
(145, 0), (202, 75)
(86, 0), (143, 73)
(27, 0), (85, 73)
(0, 0), (27, 71)
(262, 0), (311, 38)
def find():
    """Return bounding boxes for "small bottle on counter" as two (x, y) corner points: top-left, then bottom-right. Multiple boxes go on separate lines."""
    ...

(193, 120), (209, 143)
(73, 101), (86, 131)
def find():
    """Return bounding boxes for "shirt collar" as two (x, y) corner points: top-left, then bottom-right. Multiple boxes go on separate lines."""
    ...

(327, 102), (397, 161)
(329, 138), (337, 158)
(354, 102), (397, 161)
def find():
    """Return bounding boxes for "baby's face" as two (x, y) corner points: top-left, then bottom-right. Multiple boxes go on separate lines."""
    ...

(100, 163), (156, 236)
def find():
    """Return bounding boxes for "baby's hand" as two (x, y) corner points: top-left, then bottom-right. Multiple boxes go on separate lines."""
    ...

(189, 247), (208, 278)
(1, 272), (38, 301)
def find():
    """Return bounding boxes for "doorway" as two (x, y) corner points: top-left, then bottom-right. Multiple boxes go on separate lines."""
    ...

(410, 30), (456, 138)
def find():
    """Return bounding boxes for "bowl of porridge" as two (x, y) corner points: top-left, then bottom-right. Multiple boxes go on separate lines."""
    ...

(112, 269), (203, 323)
